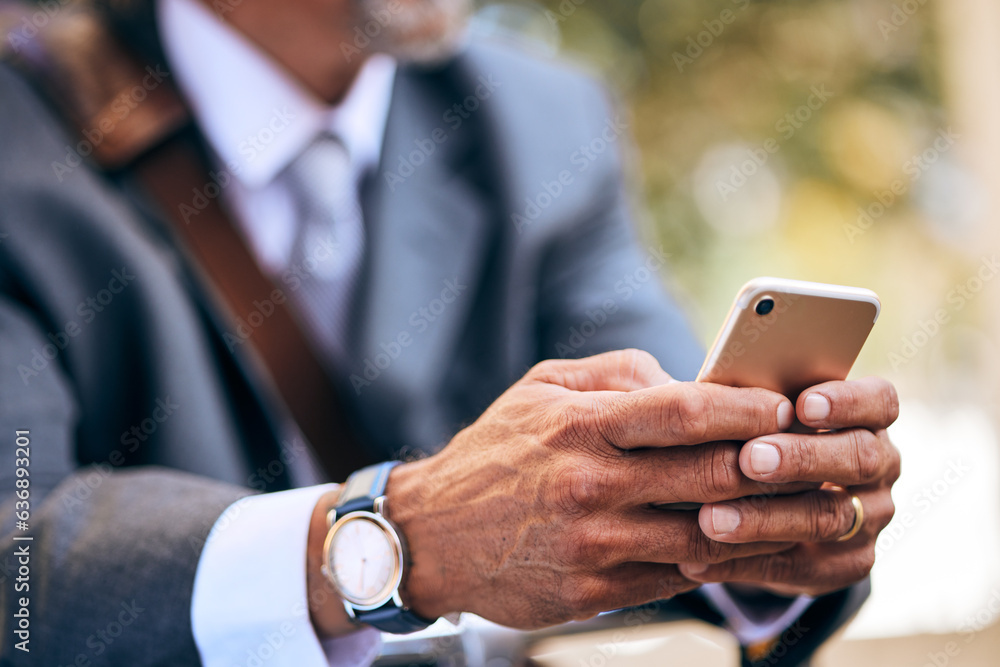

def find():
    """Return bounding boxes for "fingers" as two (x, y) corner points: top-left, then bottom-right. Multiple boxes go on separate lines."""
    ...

(622, 443), (821, 506)
(564, 508), (795, 569)
(598, 382), (794, 450)
(529, 349), (674, 392)
(525, 352), (795, 449)
(609, 509), (796, 564)
(553, 443), (820, 518)
(567, 563), (700, 617)
(739, 428), (900, 486)
(797, 376), (900, 431)
(677, 543), (876, 597)
(696, 486), (895, 544)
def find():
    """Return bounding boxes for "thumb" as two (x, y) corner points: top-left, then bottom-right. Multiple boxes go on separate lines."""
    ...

(528, 349), (675, 392)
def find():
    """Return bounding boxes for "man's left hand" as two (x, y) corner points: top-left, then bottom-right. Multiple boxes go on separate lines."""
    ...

(678, 376), (901, 597)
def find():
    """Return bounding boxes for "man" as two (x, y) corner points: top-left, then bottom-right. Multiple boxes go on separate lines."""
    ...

(0, 0), (900, 664)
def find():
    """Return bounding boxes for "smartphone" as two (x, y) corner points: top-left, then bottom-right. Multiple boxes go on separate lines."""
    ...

(658, 278), (879, 511)
(696, 277), (880, 399)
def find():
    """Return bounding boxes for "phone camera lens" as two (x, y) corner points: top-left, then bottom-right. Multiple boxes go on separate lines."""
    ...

(755, 298), (775, 315)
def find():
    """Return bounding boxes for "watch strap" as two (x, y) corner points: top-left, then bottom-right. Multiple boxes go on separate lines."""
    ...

(359, 602), (436, 634)
(336, 461), (435, 634)
(337, 461), (400, 510)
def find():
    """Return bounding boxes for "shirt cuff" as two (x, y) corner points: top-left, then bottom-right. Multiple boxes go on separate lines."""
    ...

(700, 583), (814, 646)
(191, 484), (380, 667)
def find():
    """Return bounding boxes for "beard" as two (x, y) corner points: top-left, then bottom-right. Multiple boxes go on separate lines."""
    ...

(354, 0), (471, 64)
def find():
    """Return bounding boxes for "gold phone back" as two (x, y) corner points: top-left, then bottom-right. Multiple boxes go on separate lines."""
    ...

(698, 288), (878, 399)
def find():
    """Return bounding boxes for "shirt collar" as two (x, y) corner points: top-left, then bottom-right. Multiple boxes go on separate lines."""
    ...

(157, 0), (396, 189)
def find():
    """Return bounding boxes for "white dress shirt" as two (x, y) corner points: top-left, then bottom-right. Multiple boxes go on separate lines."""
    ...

(158, 0), (395, 273)
(158, 0), (392, 664)
(158, 0), (811, 662)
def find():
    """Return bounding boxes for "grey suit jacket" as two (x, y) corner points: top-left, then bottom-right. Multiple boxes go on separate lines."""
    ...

(0, 35), (858, 666)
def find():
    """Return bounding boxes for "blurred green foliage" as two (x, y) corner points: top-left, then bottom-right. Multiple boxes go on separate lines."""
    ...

(485, 0), (991, 399)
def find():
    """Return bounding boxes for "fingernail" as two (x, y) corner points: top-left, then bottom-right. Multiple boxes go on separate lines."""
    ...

(803, 393), (831, 421)
(749, 443), (781, 475)
(680, 563), (708, 577)
(711, 505), (741, 535)
(777, 402), (794, 430)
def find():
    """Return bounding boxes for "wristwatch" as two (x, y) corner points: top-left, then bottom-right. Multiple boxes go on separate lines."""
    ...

(321, 461), (435, 634)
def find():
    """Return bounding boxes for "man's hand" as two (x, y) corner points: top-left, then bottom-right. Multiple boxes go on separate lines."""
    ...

(382, 350), (806, 630)
(678, 376), (901, 597)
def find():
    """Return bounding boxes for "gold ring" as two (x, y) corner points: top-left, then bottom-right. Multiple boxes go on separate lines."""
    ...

(828, 485), (864, 542)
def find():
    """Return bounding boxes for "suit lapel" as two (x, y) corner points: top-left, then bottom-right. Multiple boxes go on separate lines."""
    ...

(347, 59), (494, 441)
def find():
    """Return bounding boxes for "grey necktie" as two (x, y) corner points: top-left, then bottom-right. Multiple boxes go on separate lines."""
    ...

(282, 133), (365, 364)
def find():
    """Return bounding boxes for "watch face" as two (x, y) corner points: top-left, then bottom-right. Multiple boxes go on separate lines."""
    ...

(327, 514), (401, 608)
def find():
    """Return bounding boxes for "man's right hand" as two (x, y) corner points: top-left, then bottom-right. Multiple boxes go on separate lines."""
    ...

(384, 349), (803, 630)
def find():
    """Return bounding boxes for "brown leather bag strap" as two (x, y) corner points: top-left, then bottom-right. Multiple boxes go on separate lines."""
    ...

(132, 134), (374, 483)
(4, 4), (374, 482)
